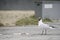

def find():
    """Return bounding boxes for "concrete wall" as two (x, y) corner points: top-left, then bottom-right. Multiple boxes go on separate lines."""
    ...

(35, 2), (42, 18)
(0, 0), (42, 17)
(42, 1), (60, 19)
(0, 0), (35, 10)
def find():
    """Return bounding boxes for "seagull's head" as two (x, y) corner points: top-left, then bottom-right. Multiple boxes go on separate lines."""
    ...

(38, 17), (41, 21)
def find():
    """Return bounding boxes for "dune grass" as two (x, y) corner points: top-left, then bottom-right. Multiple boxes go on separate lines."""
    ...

(0, 23), (4, 26)
(43, 18), (52, 22)
(15, 15), (52, 26)
(15, 15), (38, 26)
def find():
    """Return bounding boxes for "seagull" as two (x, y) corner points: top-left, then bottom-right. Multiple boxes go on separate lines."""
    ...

(38, 17), (56, 35)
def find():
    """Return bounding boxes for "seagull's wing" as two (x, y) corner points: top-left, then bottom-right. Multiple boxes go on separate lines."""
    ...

(40, 23), (50, 28)
(41, 23), (56, 29)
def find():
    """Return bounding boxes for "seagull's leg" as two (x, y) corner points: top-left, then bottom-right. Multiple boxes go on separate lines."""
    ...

(41, 29), (44, 35)
(44, 29), (47, 35)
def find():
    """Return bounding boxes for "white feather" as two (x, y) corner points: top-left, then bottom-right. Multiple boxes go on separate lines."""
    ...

(38, 19), (55, 29)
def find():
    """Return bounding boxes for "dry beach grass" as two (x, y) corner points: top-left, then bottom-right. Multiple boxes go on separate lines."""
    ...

(0, 10), (35, 26)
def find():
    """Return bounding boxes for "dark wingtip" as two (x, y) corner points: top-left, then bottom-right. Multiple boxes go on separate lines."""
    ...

(50, 25), (56, 28)
(51, 26), (55, 28)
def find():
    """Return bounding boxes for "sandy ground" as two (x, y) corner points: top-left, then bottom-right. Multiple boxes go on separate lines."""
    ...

(0, 24), (60, 40)
(0, 34), (60, 40)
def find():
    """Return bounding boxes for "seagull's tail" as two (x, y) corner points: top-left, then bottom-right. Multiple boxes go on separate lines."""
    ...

(50, 25), (56, 29)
